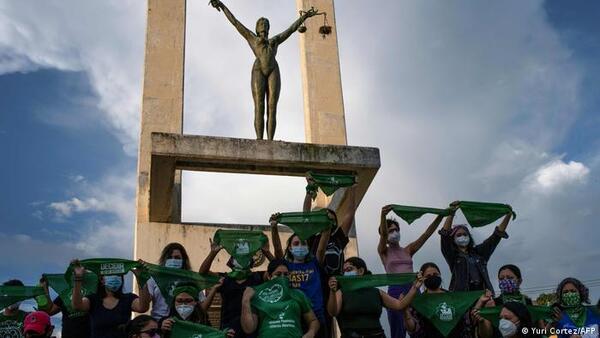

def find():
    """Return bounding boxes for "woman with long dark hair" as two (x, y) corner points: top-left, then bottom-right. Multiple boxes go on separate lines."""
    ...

(327, 257), (422, 338)
(71, 260), (151, 338)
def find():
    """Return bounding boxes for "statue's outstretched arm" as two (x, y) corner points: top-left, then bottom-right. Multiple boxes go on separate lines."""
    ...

(273, 8), (318, 44)
(211, 0), (255, 42)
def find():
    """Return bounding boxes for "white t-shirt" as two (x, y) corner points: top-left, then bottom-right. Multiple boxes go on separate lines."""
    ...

(147, 277), (207, 320)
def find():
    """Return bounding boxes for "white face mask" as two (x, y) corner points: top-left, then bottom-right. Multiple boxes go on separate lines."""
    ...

(388, 231), (400, 243)
(498, 318), (517, 337)
(165, 258), (183, 269)
(454, 235), (470, 247)
(176, 304), (195, 320)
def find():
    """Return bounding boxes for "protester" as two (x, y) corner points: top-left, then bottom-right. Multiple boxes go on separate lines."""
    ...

(439, 201), (512, 292)
(23, 311), (54, 338)
(550, 277), (600, 338)
(148, 242), (208, 320)
(404, 262), (473, 338)
(477, 301), (538, 338)
(494, 265), (532, 306)
(71, 259), (151, 338)
(0, 279), (29, 338)
(124, 315), (159, 338)
(271, 211), (331, 338)
(304, 179), (357, 277)
(160, 282), (220, 336)
(378, 205), (445, 338)
(327, 257), (423, 338)
(199, 237), (273, 338)
(240, 259), (319, 338)
(39, 275), (91, 338)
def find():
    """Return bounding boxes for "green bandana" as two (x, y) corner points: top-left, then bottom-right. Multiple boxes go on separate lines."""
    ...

(336, 273), (416, 292)
(170, 317), (227, 338)
(173, 285), (200, 300)
(307, 171), (356, 197)
(500, 293), (527, 305)
(390, 205), (451, 225)
(561, 293), (586, 327)
(138, 263), (220, 306)
(479, 305), (554, 328)
(0, 286), (45, 309)
(43, 273), (97, 316)
(214, 230), (267, 270)
(411, 291), (483, 337)
(456, 201), (516, 227)
(275, 209), (336, 240)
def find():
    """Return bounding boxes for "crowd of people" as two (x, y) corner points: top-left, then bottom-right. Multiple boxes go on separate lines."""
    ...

(1, 179), (599, 338)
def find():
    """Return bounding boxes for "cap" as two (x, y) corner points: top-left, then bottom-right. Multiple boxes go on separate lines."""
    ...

(24, 311), (51, 334)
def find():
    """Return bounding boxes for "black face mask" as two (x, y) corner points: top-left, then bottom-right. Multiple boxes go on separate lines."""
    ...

(424, 276), (442, 290)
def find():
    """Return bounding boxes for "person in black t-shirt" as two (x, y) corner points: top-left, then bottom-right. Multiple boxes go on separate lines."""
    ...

(70, 259), (151, 338)
(304, 182), (357, 277)
(199, 239), (274, 338)
(40, 276), (91, 338)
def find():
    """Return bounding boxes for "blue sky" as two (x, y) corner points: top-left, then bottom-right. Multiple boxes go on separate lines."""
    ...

(1, 0), (599, 326)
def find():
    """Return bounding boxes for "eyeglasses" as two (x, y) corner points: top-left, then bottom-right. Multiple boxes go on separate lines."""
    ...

(139, 328), (161, 336)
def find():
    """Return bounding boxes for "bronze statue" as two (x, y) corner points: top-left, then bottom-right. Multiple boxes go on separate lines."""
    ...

(210, 0), (319, 140)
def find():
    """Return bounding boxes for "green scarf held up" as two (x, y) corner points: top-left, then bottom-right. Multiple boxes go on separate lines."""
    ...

(275, 209), (336, 241)
(213, 229), (267, 272)
(479, 305), (554, 328)
(456, 201), (516, 227)
(138, 263), (220, 306)
(0, 286), (46, 310)
(336, 273), (416, 292)
(43, 273), (97, 315)
(390, 205), (451, 225)
(307, 171), (356, 197)
(411, 291), (483, 337)
(170, 317), (227, 338)
(66, 258), (144, 289)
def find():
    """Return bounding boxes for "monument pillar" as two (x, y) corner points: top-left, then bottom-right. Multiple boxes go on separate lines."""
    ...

(297, 0), (347, 146)
(134, 0), (186, 257)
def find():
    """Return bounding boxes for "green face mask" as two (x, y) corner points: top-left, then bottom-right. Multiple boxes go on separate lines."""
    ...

(561, 292), (581, 307)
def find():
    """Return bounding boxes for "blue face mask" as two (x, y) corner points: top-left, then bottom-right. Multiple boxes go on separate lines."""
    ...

(165, 258), (183, 269)
(344, 270), (358, 277)
(290, 246), (309, 260)
(104, 275), (123, 292)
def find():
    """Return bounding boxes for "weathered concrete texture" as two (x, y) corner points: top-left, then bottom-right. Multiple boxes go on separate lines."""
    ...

(135, 0), (186, 232)
(296, 0), (347, 146)
(136, 222), (358, 273)
(148, 133), (380, 224)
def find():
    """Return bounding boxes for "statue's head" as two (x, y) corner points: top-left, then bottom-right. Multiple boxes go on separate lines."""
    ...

(256, 17), (270, 38)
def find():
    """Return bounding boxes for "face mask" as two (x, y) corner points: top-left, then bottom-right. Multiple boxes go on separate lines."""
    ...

(498, 318), (517, 337)
(424, 276), (442, 290)
(499, 279), (519, 294)
(165, 258), (183, 269)
(388, 231), (400, 243)
(454, 235), (470, 247)
(7, 301), (21, 311)
(104, 275), (123, 292)
(344, 270), (358, 277)
(290, 246), (309, 260)
(176, 304), (195, 320)
(561, 292), (581, 307)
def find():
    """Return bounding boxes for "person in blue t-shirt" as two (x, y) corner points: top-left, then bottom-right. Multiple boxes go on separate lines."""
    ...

(550, 277), (600, 338)
(270, 212), (331, 338)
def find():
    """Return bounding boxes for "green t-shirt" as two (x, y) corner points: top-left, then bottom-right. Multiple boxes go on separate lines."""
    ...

(0, 310), (28, 338)
(251, 278), (313, 338)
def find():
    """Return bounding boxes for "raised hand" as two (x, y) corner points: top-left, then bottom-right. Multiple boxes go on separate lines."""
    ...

(161, 318), (174, 331)
(209, 0), (223, 11)
(209, 238), (223, 253)
(381, 205), (393, 217)
(269, 213), (280, 226)
(413, 272), (425, 289)
(328, 277), (338, 292)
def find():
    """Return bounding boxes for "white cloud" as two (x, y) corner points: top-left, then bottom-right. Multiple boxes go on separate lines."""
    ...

(527, 159), (590, 192)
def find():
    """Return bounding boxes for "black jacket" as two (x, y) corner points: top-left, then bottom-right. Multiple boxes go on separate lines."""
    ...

(439, 227), (508, 293)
